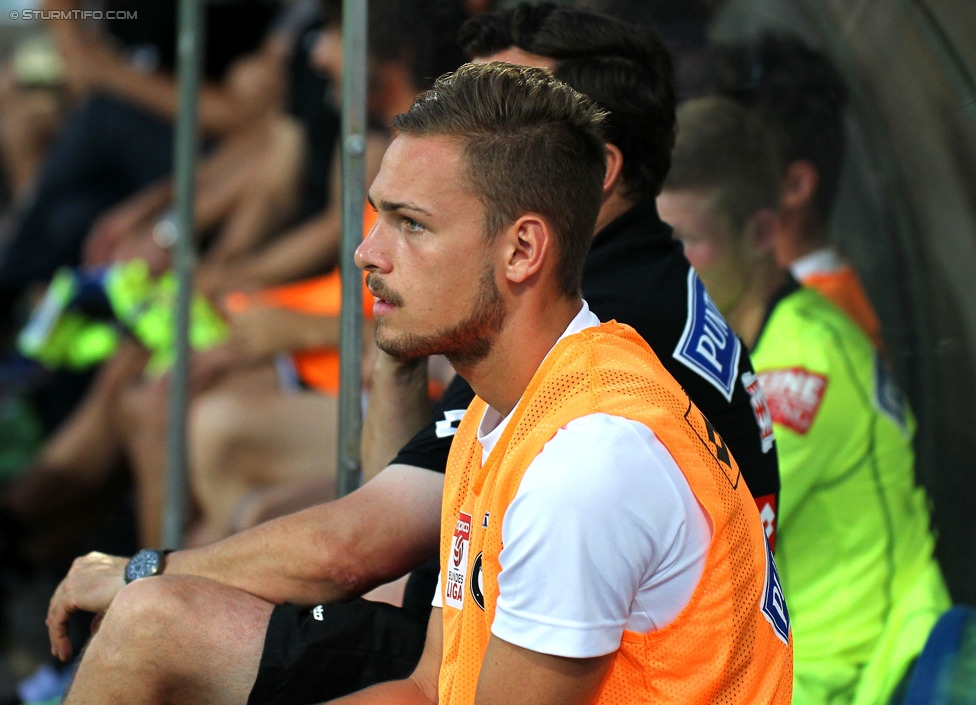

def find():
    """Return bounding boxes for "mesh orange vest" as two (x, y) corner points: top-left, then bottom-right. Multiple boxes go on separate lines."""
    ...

(438, 321), (793, 704)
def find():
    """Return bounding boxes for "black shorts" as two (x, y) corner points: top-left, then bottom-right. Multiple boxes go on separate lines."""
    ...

(247, 598), (429, 704)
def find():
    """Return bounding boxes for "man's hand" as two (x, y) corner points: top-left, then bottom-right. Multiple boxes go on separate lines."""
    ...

(47, 552), (129, 662)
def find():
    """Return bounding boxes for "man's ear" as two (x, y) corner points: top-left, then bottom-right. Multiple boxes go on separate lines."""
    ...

(603, 143), (625, 198)
(780, 160), (819, 211)
(503, 215), (551, 284)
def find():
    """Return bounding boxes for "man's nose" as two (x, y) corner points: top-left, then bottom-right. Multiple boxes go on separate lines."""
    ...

(355, 221), (387, 273)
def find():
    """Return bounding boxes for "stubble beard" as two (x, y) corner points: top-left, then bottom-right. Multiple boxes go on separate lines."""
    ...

(374, 266), (506, 367)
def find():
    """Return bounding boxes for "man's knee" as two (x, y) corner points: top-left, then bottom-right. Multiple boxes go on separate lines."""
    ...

(99, 575), (202, 650)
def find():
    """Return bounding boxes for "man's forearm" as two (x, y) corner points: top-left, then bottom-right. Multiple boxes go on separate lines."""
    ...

(230, 211), (341, 290)
(165, 465), (443, 605)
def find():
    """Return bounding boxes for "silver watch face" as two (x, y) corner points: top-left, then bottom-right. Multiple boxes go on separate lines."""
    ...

(125, 549), (165, 583)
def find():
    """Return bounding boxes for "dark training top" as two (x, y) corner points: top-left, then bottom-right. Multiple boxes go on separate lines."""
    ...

(394, 199), (780, 510)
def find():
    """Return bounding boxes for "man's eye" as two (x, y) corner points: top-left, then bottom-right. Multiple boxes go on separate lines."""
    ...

(403, 217), (425, 233)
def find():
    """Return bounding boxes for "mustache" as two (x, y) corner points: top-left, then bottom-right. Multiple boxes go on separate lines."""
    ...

(366, 273), (404, 307)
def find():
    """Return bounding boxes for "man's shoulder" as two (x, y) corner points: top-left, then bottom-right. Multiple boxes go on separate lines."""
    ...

(756, 286), (911, 437)
(762, 285), (875, 364)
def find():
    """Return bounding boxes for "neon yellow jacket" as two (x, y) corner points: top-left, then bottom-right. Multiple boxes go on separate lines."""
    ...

(752, 284), (949, 705)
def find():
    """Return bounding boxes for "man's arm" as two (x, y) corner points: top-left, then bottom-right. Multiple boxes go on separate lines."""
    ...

(475, 636), (613, 705)
(172, 466), (442, 602)
(323, 616), (612, 705)
(361, 352), (431, 481)
(326, 608), (443, 705)
(47, 464), (443, 661)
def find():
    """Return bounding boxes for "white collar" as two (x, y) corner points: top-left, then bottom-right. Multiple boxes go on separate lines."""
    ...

(790, 246), (847, 280)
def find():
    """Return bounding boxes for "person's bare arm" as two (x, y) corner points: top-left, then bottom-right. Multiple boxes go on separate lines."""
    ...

(85, 117), (289, 266)
(474, 636), (613, 705)
(61, 33), (282, 137)
(83, 181), (174, 265)
(361, 352), (431, 482)
(47, 464), (443, 661)
(323, 616), (611, 705)
(199, 210), (341, 296)
(228, 306), (342, 362)
(326, 608), (443, 705)
(200, 129), (389, 294)
(203, 117), (306, 267)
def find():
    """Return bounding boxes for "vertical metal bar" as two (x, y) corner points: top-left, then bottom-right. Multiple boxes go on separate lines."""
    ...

(162, 0), (204, 549)
(337, 0), (368, 497)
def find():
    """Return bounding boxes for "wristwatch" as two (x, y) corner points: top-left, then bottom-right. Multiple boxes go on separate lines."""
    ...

(124, 549), (171, 584)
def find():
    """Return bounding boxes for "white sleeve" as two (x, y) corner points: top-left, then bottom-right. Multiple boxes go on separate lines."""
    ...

(432, 572), (443, 608)
(492, 414), (710, 659)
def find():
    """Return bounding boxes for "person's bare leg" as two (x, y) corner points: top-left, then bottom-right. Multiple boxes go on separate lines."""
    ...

(116, 372), (175, 548)
(206, 116), (304, 267)
(226, 477), (338, 536)
(0, 85), (64, 202)
(188, 365), (338, 545)
(63, 575), (273, 704)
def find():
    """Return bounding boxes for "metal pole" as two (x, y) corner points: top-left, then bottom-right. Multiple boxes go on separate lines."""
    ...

(337, 0), (368, 497)
(163, 0), (204, 549)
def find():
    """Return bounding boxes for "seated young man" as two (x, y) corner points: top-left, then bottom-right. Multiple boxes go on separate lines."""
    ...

(331, 62), (791, 705)
(658, 95), (949, 705)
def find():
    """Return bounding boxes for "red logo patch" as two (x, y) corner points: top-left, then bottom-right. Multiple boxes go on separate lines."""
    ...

(452, 512), (471, 568)
(758, 368), (828, 434)
(742, 372), (775, 453)
(755, 494), (777, 552)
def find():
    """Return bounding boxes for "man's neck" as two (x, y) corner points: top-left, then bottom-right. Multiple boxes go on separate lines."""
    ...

(723, 262), (787, 350)
(593, 190), (635, 236)
(775, 207), (830, 268)
(455, 297), (584, 418)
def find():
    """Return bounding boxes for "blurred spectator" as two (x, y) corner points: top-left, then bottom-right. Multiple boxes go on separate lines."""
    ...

(705, 31), (885, 351)
(0, 0), (466, 562)
(0, 0), (326, 566)
(658, 94), (950, 705)
(0, 31), (66, 209)
(0, 0), (282, 334)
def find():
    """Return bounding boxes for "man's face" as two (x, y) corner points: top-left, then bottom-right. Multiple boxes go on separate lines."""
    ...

(658, 189), (751, 316)
(356, 134), (506, 365)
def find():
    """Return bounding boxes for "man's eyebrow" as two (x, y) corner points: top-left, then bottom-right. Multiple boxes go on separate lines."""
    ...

(367, 192), (432, 216)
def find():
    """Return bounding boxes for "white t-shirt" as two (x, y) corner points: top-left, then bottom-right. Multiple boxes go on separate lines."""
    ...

(434, 303), (712, 659)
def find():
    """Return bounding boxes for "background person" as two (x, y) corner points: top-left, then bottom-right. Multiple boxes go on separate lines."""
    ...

(705, 31), (884, 352)
(658, 94), (950, 705)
